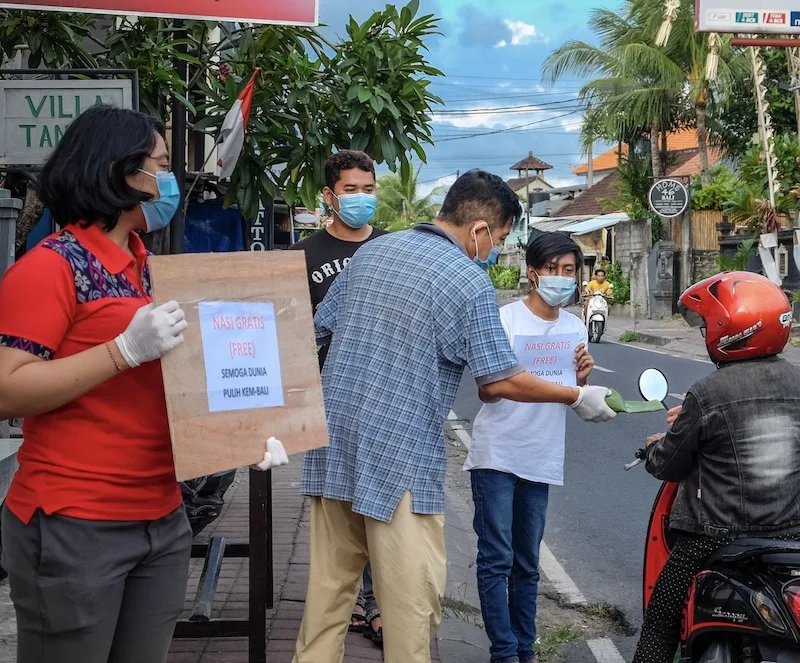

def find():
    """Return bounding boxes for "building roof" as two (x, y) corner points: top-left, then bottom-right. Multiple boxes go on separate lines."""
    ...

(511, 152), (553, 172)
(559, 149), (715, 217)
(507, 174), (552, 192)
(561, 212), (628, 235)
(556, 172), (622, 217)
(669, 147), (724, 177)
(572, 128), (704, 176)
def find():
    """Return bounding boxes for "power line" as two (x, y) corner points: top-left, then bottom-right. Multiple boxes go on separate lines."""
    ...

(433, 100), (584, 115)
(435, 111), (581, 143)
(444, 75), (587, 82)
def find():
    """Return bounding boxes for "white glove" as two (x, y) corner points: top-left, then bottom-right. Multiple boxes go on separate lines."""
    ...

(115, 301), (187, 368)
(252, 437), (289, 471)
(570, 385), (617, 423)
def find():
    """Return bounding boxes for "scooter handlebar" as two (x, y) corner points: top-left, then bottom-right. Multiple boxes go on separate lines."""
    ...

(624, 448), (646, 471)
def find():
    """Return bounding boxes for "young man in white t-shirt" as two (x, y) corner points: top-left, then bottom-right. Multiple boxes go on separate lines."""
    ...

(464, 232), (594, 663)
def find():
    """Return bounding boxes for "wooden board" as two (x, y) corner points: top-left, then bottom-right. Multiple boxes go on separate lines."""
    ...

(149, 251), (327, 481)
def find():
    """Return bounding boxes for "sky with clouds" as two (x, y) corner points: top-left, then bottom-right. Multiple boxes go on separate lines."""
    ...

(318, 0), (604, 196)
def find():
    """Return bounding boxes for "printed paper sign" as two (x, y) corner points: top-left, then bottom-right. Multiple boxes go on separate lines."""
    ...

(513, 333), (581, 387)
(198, 301), (284, 413)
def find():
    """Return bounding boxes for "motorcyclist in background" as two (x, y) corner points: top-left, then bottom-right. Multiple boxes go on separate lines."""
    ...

(633, 271), (800, 663)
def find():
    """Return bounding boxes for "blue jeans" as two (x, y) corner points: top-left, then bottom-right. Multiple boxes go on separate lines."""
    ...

(471, 469), (549, 663)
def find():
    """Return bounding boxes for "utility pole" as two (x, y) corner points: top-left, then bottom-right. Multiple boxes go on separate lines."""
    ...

(587, 141), (594, 189)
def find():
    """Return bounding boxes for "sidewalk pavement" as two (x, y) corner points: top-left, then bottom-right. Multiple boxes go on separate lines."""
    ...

(602, 309), (800, 366)
(167, 463), (440, 663)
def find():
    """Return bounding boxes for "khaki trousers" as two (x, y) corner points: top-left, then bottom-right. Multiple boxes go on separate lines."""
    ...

(292, 493), (446, 663)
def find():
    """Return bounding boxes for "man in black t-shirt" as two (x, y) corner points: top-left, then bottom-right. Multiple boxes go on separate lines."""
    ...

(289, 151), (387, 370)
(287, 150), (385, 645)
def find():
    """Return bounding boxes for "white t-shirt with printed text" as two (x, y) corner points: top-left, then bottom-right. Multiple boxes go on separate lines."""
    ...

(463, 300), (588, 486)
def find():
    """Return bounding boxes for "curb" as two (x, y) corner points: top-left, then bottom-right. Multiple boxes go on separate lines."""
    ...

(630, 332), (677, 347)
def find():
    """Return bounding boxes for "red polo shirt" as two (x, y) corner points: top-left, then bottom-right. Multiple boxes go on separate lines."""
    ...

(0, 223), (181, 524)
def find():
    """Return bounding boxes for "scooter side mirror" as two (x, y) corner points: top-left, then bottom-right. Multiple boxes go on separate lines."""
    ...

(638, 368), (669, 403)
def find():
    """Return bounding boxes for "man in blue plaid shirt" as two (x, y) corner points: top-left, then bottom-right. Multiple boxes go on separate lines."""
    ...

(293, 170), (616, 663)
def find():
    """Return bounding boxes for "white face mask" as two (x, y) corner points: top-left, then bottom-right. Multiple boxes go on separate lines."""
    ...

(534, 272), (576, 306)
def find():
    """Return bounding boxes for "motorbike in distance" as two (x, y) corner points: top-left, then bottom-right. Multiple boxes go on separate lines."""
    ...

(582, 281), (613, 344)
(628, 368), (800, 662)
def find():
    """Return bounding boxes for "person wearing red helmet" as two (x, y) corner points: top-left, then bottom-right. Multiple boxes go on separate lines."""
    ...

(633, 271), (800, 663)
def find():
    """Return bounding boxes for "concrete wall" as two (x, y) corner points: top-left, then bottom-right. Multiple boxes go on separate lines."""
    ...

(692, 250), (718, 282)
(614, 219), (652, 317)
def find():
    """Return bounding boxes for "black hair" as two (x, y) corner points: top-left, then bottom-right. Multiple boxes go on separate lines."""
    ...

(324, 150), (376, 190)
(595, 268), (606, 276)
(525, 232), (583, 270)
(37, 104), (165, 230)
(438, 169), (522, 229)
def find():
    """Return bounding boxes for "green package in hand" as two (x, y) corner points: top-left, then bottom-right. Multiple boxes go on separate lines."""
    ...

(605, 388), (665, 414)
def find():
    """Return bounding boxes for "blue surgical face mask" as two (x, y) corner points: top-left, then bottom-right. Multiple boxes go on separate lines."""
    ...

(535, 272), (577, 307)
(334, 192), (377, 229)
(139, 170), (180, 233)
(472, 223), (502, 271)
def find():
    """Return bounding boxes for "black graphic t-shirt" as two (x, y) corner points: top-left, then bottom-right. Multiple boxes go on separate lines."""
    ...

(288, 226), (387, 367)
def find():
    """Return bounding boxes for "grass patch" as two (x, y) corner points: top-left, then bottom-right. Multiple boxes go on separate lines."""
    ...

(535, 624), (582, 661)
(790, 337), (800, 348)
(619, 330), (638, 343)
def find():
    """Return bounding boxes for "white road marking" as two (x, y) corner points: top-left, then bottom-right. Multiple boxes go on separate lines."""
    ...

(605, 339), (713, 364)
(587, 638), (627, 663)
(539, 541), (586, 605)
(446, 414), (627, 663)
(447, 410), (473, 450)
(668, 393), (685, 401)
(593, 365), (614, 373)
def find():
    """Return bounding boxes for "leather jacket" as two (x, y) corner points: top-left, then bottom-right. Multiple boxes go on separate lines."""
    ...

(646, 356), (800, 538)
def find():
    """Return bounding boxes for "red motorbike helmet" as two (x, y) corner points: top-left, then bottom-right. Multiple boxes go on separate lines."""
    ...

(679, 271), (792, 363)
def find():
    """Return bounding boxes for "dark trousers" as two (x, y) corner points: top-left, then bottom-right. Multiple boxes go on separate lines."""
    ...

(356, 562), (379, 620)
(472, 469), (549, 663)
(1, 504), (192, 663)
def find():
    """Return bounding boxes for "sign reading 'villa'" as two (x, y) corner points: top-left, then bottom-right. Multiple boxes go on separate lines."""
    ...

(0, 79), (133, 166)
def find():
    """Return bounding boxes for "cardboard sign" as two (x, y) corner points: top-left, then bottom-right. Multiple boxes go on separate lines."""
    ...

(0, 0), (318, 24)
(149, 251), (327, 481)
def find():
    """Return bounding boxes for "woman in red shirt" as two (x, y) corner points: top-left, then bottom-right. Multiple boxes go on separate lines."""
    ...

(0, 105), (287, 663)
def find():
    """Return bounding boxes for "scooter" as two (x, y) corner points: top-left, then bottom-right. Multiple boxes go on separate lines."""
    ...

(582, 281), (613, 344)
(181, 470), (237, 537)
(628, 369), (800, 662)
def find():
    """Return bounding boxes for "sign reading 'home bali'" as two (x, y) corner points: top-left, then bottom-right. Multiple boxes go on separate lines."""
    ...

(0, 79), (133, 166)
(0, 0), (317, 24)
(648, 178), (689, 219)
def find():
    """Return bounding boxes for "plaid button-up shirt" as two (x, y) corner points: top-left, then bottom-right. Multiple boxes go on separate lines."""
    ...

(302, 224), (522, 522)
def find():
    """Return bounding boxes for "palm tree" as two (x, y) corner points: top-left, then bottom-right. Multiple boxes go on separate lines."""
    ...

(632, 0), (746, 182)
(543, 0), (746, 183)
(372, 165), (446, 231)
(542, 7), (685, 179)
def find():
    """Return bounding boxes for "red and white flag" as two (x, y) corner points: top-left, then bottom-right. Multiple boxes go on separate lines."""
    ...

(216, 70), (258, 179)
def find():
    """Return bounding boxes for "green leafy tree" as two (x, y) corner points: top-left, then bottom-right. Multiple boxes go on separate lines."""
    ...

(691, 165), (737, 211)
(709, 48), (796, 160)
(373, 165), (444, 230)
(0, 0), (443, 243)
(197, 1), (443, 219)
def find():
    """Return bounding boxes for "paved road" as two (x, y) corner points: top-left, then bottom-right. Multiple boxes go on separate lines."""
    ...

(449, 337), (714, 660)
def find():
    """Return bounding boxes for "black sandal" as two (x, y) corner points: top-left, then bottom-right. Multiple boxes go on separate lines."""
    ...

(349, 607), (367, 633)
(362, 609), (383, 648)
